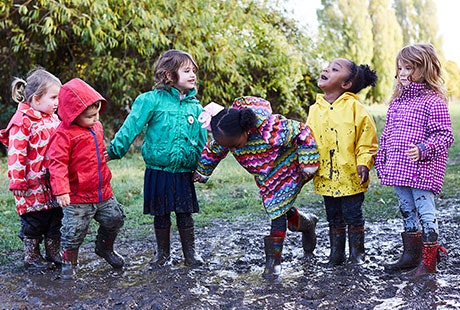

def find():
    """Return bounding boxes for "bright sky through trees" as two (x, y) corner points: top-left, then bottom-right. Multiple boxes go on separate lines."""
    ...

(287, 0), (460, 64)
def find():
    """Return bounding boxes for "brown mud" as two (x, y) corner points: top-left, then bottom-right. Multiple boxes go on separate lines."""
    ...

(0, 199), (459, 309)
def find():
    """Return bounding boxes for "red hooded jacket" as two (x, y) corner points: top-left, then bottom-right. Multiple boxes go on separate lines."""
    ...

(46, 78), (114, 204)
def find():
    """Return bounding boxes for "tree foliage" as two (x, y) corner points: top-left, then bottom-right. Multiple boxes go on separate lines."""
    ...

(445, 61), (460, 99)
(317, 0), (374, 101)
(394, 0), (441, 49)
(0, 0), (458, 136)
(0, 0), (318, 134)
(369, 0), (403, 103)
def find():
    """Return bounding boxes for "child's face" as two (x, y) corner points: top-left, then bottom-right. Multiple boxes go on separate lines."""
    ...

(32, 84), (60, 115)
(74, 104), (100, 128)
(397, 60), (422, 86)
(216, 132), (249, 151)
(317, 58), (351, 93)
(174, 61), (197, 92)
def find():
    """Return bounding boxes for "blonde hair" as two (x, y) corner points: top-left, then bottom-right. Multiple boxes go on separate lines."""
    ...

(11, 67), (61, 104)
(391, 43), (447, 103)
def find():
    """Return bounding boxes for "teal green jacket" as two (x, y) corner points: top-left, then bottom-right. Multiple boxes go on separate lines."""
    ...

(107, 87), (208, 173)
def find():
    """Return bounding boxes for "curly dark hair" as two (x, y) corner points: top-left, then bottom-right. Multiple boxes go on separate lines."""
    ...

(344, 60), (378, 94)
(211, 108), (257, 141)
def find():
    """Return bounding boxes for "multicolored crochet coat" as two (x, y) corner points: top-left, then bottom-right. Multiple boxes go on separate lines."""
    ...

(196, 96), (319, 219)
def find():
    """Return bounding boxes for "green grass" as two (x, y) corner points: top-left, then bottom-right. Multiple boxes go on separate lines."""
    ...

(0, 99), (459, 264)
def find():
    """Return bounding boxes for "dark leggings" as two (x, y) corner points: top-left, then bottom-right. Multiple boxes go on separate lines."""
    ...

(324, 193), (365, 227)
(20, 208), (63, 240)
(154, 212), (194, 230)
(270, 207), (296, 236)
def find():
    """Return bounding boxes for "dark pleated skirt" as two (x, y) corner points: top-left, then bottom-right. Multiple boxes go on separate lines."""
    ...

(143, 169), (199, 216)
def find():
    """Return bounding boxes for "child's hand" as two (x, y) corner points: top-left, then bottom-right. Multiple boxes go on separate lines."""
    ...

(104, 151), (111, 162)
(12, 189), (26, 197)
(357, 165), (369, 184)
(57, 194), (71, 207)
(405, 144), (420, 162)
(302, 167), (318, 181)
(193, 171), (205, 183)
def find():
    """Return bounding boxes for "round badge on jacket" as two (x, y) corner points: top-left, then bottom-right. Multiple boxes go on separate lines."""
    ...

(188, 116), (194, 124)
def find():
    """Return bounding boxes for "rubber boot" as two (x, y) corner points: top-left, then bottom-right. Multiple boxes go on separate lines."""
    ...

(151, 228), (171, 267)
(23, 238), (48, 270)
(178, 227), (203, 267)
(405, 242), (447, 278)
(348, 225), (365, 264)
(44, 237), (62, 265)
(263, 236), (284, 278)
(95, 235), (124, 268)
(61, 248), (78, 280)
(327, 226), (346, 267)
(288, 210), (318, 257)
(384, 232), (422, 272)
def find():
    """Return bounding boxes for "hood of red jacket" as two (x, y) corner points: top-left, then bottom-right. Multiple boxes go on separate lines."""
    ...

(58, 78), (107, 127)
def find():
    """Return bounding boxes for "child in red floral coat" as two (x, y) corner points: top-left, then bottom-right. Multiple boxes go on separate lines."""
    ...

(0, 67), (62, 270)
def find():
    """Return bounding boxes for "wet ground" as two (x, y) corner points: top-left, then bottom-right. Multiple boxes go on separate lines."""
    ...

(1, 200), (460, 310)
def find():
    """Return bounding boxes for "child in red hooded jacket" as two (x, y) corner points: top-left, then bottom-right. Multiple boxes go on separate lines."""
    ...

(46, 78), (125, 280)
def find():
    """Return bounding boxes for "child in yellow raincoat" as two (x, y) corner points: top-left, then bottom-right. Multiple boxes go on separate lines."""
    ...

(307, 58), (378, 267)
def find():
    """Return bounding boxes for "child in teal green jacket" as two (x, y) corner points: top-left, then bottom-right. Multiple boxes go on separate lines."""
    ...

(107, 50), (207, 268)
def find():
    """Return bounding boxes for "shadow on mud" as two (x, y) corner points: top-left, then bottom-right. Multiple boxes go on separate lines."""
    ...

(1, 201), (460, 309)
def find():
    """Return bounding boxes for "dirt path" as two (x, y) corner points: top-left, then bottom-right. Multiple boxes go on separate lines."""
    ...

(1, 200), (459, 309)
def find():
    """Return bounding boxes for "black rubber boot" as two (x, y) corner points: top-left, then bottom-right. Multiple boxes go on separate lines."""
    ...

(178, 227), (203, 267)
(348, 225), (365, 264)
(288, 210), (318, 257)
(151, 228), (171, 267)
(23, 238), (48, 270)
(262, 236), (284, 279)
(327, 226), (346, 267)
(384, 231), (423, 272)
(95, 235), (124, 268)
(61, 248), (78, 280)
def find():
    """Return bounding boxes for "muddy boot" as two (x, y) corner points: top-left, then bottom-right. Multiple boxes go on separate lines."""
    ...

(262, 236), (284, 278)
(151, 228), (171, 267)
(288, 210), (318, 257)
(44, 237), (62, 265)
(327, 226), (346, 267)
(384, 232), (422, 272)
(23, 238), (48, 270)
(178, 227), (203, 267)
(348, 225), (365, 264)
(61, 248), (79, 280)
(95, 235), (125, 268)
(405, 242), (447, 278)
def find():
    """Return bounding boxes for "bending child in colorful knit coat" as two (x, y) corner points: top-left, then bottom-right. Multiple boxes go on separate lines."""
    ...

(107, 50), (208, 268)
(306, 58), (378, 267)
(46, 78), (125, 279)
(375, 43), (454, 277)
(194, 96), (319, 279)
(0, 67), (62, 270)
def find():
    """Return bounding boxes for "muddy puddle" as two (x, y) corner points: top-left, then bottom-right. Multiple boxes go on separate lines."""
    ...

(1, 200), (459, 309)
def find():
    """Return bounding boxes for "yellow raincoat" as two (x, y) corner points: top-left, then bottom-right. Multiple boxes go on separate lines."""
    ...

(306, 92), (378, 197)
